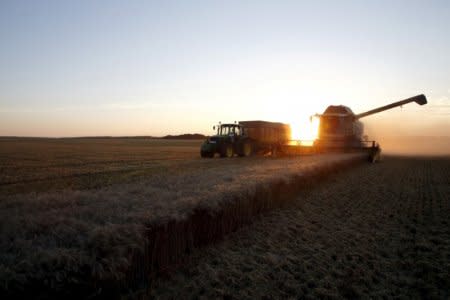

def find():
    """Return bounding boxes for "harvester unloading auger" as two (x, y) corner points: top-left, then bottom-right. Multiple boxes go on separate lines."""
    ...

(313, 94), (427, 159)
(200, 94), (427, 162)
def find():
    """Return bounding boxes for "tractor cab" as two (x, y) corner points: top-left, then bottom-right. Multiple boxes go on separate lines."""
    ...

(214, 123), (243, 137)
(201, 122), (252, 158)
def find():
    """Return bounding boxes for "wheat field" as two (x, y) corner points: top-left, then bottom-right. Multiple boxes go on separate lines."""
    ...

(0, 138), (366, 298)
(148, 156), (450, 299)
(0, 138), (201, 195)
(1, 138), (448, 299)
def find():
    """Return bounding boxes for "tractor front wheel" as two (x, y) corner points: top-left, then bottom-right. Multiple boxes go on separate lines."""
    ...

(201, 151), (214, 158)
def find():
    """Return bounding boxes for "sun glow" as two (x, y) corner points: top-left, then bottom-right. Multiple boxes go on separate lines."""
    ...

(268, 104), (321, 146)
(290, 117), (320, 144)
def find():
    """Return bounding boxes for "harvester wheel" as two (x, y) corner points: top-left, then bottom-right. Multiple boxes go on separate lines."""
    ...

(220, 144), (234, 158)
(369, 148), (381, 163)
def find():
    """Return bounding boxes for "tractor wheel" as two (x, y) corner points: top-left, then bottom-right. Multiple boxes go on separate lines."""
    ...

(239, 142), (253, 157)
(220, 144), (234, 158)
(201, 151), (214, 158)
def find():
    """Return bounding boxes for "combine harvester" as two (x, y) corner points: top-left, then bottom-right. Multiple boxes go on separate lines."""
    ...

(200, 94), (427, 162)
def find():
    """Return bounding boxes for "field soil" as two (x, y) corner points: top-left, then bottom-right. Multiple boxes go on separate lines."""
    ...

(148, 156), (450, 299)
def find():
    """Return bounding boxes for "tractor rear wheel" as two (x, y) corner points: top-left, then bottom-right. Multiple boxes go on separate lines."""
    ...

(220, 144), (234, 158)
(239, 142), (253, 157)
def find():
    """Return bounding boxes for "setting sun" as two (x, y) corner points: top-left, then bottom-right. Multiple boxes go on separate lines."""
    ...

(290, 117), (320, 143)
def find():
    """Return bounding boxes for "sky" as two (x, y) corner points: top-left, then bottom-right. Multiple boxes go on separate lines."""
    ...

(0, 0), (449, 138)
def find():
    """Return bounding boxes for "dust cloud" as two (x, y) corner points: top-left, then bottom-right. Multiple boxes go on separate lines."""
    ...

(364, 118), (450, 156)
(345, 92), (450, 156)
(374, 136), (450, 156)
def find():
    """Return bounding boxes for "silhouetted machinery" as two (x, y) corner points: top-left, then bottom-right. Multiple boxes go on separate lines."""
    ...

(202, 94), (427, 162)
(313, 95), (427, 156)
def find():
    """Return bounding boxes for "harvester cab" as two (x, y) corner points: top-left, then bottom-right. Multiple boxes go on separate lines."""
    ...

(313, 94), (427, 150)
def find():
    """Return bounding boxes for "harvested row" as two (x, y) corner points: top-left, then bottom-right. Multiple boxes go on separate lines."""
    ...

(148, 156), (450, 299)
(124, 154), (366, 294)
(0, 151), (367, 298)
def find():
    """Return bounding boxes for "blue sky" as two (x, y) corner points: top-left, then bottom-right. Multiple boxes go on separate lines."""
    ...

(1, 0), (449, 137)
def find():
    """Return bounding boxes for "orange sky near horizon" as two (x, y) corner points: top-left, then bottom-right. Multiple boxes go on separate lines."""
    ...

(0, 1), (449, 141)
